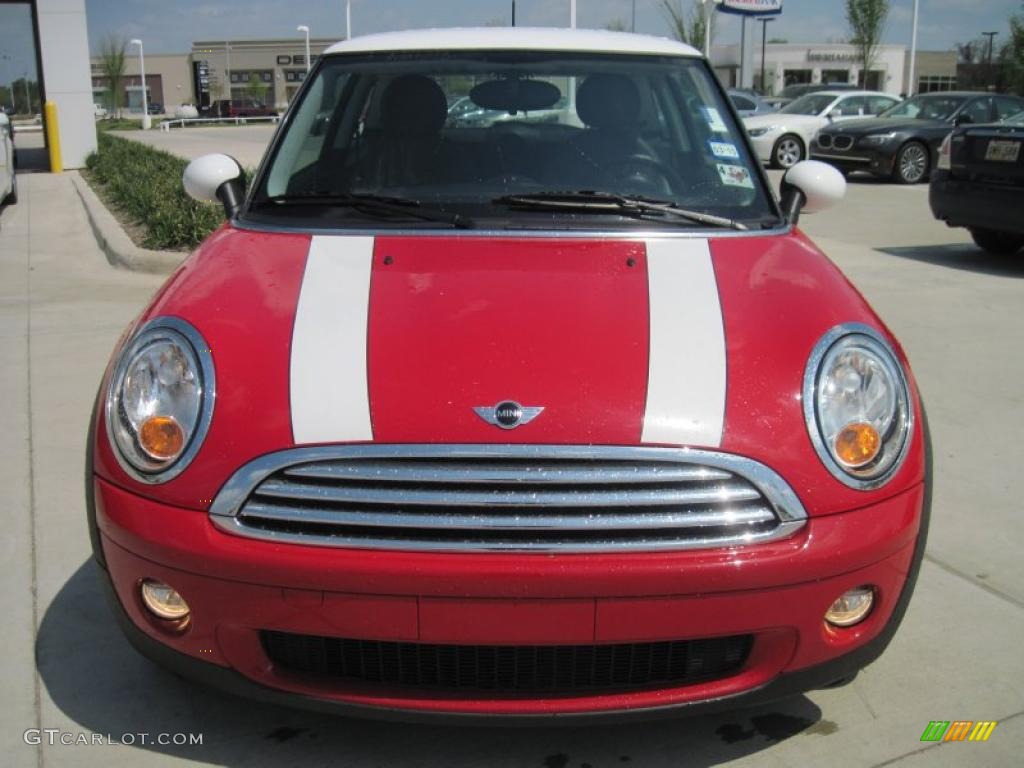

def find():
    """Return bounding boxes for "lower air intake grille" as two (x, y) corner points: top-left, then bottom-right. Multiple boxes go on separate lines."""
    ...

(261, 631), (753, 693)
(210, 445), (806, 553)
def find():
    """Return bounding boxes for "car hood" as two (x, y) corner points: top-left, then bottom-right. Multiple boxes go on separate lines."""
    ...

(92, 226), (925, 516)
(744, 113), (821, 131)
(821, 117), (946, 135)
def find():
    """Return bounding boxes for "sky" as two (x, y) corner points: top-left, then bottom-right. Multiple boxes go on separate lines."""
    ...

(76, 0), (1022, 54)
(0, 0), (1019, 81)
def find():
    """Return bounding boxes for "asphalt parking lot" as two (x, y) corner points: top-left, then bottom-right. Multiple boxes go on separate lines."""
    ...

(2, 128), (1023, 767)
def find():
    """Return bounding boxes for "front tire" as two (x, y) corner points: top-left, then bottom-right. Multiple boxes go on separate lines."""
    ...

(771, 134), (805, 170)
(893, 141), (929, 184)
(3, 173), (16, 206)
(970, 228), (1024, 255)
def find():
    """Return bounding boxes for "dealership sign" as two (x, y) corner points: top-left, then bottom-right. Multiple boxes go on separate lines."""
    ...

(717, 0), (783, 16)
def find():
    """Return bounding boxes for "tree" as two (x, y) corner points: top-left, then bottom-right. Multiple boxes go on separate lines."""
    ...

(661, 0), (712, 52)
(245, 75), (269, 106)
(605, 19), (628, 32)
(845, 0), (889, 87)
(98, 35), (127, 118)
(1006, 13), (1024, 94)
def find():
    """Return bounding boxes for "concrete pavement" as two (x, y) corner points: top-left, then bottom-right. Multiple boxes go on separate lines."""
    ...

(108, 125), (277, 169)
(1, 167), (1022, 767)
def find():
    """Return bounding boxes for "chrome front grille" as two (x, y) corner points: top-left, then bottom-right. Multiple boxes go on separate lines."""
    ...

(210, 446), (806, 552)
(833, 135), (854, 151)
(817, 134), (833, 149)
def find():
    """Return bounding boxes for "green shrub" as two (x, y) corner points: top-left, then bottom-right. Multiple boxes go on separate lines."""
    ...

(85, 133), (224, 250)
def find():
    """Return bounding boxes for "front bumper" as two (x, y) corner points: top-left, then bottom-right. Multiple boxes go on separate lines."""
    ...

(811, 144), (896, 176)
(929, 170), (1024, 236)
(92, 465), (928, 720)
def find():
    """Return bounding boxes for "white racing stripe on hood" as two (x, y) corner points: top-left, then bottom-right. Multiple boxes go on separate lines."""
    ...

(290, 236), (374, 444)
(641, 239), (726, 447)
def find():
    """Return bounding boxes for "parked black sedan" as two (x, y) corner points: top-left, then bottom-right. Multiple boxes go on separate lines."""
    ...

(812, 92), (1024, 184)
(930, 111), (1024, 254)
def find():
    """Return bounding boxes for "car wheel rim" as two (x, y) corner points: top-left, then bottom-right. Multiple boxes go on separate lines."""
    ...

(777, 139), (801, 168)
(900, 145), (927, 182)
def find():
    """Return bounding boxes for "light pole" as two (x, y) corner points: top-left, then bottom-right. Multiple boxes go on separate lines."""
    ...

(982, 31), (998, 90)
(22, 71), (31, 115)
(225, 41), (232, 102)
(297, 25), (311, 74)
(906, 0), (919, 96)
(130, 39), (151, 129)
(570, 0), (576, 28)
(701, 0), (716, 58)
(759, 17), (775, 95)
(346, 1), (352, 39)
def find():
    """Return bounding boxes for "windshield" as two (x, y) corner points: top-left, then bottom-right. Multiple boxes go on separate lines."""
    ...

(251, 51), (776, 229)
(1007, 111), (1024, 126)
(879, 94), (967, 121)
(780, 93), (836, 116)
(780, 84), (813, 99)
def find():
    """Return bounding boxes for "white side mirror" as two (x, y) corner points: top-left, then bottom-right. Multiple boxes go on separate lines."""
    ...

(183, 153), (243, 204)
(781, 160), (846, 219)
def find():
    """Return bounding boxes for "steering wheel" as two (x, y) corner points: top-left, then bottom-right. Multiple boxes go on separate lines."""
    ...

(607, 155), (681, 196)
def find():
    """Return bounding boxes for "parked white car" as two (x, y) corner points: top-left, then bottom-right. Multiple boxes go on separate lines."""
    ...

(744, 90), (901, 169)
(175, 104), (200, 119)
(94, 103), (108, 119)
(0, 111), (16, 208)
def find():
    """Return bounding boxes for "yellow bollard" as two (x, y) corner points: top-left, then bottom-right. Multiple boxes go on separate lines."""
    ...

(44, 100), (62, 173)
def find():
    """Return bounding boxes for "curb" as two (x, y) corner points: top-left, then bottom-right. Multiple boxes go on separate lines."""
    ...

(69, 171), (185, 274)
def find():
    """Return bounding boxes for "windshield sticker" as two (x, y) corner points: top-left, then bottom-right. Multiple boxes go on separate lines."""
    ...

(709, 141), (740, 159)
(701, 107), (729, 133)
(717, 163), (754, 189)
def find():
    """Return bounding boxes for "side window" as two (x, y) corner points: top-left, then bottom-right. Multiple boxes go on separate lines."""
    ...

(960, 98), (993, 125)
(731, 95), (755, 111)
(995, 97), (1024, 121)
(833, 96), (867, 117)
(868, 96), (897, 115)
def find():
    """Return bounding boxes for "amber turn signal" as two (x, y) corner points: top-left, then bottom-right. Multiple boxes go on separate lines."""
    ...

(139, 415), (185, 460)
(833, 422), (880, 468)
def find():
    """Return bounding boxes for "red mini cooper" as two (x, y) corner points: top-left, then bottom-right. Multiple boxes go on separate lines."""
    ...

(87, 28), (929, 721)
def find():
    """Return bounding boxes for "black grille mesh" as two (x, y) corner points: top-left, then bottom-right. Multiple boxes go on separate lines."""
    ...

(262, 631), (752, 693)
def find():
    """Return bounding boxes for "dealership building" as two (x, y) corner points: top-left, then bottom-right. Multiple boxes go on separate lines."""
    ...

(712, 42), (958, 96)
(91, 38), (339, 115)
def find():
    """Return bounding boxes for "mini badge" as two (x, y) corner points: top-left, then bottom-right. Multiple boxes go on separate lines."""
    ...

(717, 163), (754, 189)
(473, 401), (545, 430)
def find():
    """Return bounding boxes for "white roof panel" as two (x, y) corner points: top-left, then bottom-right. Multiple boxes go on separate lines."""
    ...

(324, 27), (701, 58)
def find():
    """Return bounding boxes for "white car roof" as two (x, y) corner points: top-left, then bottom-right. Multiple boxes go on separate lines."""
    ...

(815, 90), (896, 98)
(324, 27), (701, 58)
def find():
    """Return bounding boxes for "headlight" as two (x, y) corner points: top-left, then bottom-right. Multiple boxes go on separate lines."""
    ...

(803, 324), (912, 489)
(747, 126), (775, 137)
(858, 132), (898, 147)
(105, 317), (215, 483)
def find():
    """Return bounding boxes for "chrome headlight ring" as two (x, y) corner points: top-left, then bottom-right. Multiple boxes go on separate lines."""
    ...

(104, 316), (215, 484)
(803, 323), (913, 490)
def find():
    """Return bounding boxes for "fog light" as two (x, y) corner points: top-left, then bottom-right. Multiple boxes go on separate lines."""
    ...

(140, 579), (191, 621)
(825, 587), (874, 627)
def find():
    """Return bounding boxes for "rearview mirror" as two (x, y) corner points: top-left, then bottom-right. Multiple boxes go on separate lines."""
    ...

(183, 153), (245, 218)
(779, 160), (846, 224)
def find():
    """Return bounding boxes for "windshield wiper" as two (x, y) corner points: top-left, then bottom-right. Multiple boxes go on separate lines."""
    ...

(257, 192), (473, 229)
(493, 191), (748, 230)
